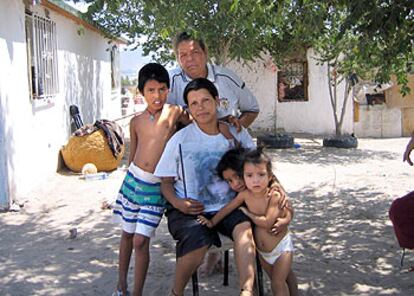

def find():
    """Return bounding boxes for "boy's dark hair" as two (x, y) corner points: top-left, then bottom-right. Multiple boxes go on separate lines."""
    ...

(216, 148), (248, 179)
(137, 63), (170, 93)
(173, 31), (207, 56)
(183, 78), (218, 105)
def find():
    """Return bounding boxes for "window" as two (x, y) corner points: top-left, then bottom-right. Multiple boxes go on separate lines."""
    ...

(278, 61), (308, 102)
(111, 45), (120, 89)
(25, 12), (59, 99)
(366, 93), (385, 105)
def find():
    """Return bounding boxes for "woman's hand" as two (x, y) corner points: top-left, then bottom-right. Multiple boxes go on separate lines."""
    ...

(174, 198), (204, 215)
(268, 184), (288, 209)
(269, 217), (289, 235)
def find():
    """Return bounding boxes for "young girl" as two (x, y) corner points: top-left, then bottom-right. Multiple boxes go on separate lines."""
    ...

(198, 148), (295, 296)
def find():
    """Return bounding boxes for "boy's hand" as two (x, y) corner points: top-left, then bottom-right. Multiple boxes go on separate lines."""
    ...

(269, 217), (289, 235)
(403, 137), (414, 166)
(197, 215), (214, 228)
(175, 198), (204, 215)
(218, 122), (234, 140)
(226, 115), (242, 132)
(219, 116), (242, 132)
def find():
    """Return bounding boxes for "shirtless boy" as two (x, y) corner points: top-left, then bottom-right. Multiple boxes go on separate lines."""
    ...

(112, 63), (191, 296)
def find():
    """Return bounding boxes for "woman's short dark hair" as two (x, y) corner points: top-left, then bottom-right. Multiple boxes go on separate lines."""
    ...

(183, 78), (218, 105)
(137, 63), (169, 93)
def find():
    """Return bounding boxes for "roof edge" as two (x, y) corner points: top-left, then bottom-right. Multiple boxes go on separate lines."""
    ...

(41, 0), (127, 44)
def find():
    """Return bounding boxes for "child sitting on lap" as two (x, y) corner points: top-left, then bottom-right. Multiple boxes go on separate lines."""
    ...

(198, 147), (297, 296)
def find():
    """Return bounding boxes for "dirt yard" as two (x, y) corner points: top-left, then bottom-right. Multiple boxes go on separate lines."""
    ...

(1, 136), (413, 295)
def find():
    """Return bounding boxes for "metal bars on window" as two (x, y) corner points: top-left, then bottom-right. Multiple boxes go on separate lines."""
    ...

(25, 13), (59, 99)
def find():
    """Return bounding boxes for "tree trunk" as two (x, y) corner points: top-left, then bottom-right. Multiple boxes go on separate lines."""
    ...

(337, 78), (352, 136)
(327, 64), (340, 135)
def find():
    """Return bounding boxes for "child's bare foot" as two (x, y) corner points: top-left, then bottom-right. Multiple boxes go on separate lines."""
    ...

(101, 200), (112, 210)
(199, 251), (223, 276)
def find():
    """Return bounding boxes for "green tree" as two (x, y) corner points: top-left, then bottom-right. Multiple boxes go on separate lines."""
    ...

(74, 0), (413, 136)
(310, 0), (413, 135)
(75, 0), (320, 65)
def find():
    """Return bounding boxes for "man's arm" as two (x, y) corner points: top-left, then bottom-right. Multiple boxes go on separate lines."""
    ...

(238, 111), (259, 128)
(403, 131), (414, 166)
(160, 177), (204, 215)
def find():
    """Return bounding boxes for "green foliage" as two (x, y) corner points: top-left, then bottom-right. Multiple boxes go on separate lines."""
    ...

(313, 0), (413, 94)
(74, 0), (316, 65)
(75, 0), (412, 88)
(71, 0), (413, 135)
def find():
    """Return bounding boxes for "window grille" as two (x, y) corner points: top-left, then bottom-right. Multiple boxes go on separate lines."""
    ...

(25, 12), (59, 99)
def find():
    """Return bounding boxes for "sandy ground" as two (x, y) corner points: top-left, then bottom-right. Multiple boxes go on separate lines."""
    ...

(1, 136), (413, 296)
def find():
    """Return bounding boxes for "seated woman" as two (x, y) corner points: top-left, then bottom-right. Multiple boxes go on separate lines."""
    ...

(155, 78), (256, 296)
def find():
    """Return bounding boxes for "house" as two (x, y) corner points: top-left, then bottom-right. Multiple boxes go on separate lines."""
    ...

(228, 49), (413, 138)
(354, 75), (414, 137)
(0, 0), (124, 210)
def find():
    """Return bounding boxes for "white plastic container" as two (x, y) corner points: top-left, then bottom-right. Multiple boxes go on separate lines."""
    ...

(84, 172), (108, 181)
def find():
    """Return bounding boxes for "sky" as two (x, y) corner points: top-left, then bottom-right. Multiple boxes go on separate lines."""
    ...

(120, 47), (152, 79)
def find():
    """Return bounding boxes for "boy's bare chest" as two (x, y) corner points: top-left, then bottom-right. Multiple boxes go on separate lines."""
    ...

(136, 116), (176, 137)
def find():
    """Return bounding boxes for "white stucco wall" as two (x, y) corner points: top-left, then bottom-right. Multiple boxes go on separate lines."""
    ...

(354, 105), (402, 138)
(228, 56), (277, 132)
(0, 0), (26, 208)
(0, 0), (121, 207)
(228, 49), (354, 136)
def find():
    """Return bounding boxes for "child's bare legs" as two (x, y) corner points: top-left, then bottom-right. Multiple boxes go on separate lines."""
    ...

(172, 246), (209, 296)
(117, 231), (134, 294)
(232, 222), (256, 293)
(260, 252), (292, 296)
(132, 234), (150, 296)
(287, 269), (299, 296)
